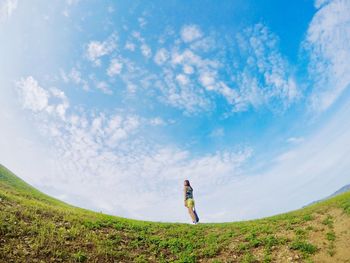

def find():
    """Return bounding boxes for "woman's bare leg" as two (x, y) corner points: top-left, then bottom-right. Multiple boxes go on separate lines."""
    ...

(187, 207), (196, 222)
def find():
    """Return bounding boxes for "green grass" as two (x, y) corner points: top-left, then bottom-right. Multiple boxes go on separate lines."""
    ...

(290, 240), (318, 255)
(1, 164), (350, 262)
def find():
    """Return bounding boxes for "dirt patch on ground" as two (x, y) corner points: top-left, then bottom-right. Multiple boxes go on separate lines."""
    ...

(200, 208), (350, 262)
(311, 208), (350, 263)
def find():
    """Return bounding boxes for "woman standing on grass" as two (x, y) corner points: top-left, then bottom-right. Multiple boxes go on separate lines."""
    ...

(184, 180), (199, 224)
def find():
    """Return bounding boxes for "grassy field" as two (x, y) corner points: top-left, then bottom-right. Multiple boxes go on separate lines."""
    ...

(1, 164), (350, 262)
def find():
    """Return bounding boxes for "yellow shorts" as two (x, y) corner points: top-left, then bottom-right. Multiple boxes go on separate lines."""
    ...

(186, 198), (195, 209)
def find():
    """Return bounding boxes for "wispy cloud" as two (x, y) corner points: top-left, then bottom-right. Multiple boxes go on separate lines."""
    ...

(62, 0), (80, 17)
(130, 31), (153, 59)
(16, 76), (69, 119)
(233, 24), (299, 112)
(304, 0), (350, 111)
(0, 0), (17, 21)
(138, 17), (147, 28)
(75, 21), (299, 115)
(107, 58), (123, 77)
(14, 76), (253, 221)
(124, 41), (136, 51)
(180, 24), (203, 43)
(147, 23), (299, 114)
(210, 128), (225, 138)
(140, 44), (152, 58)
(154, 48), (169, 65)
(7, 0), (350, 224)
(16, 76), (50, 112)
(60, 68), (89, 91)
(149, 117), (166, 126)
(96, 81), (113, 95)
(86, 33), (118, 66)
(197, 100), (350, 222)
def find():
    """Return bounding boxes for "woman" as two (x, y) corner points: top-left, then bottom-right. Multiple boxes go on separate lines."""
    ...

(184, 180), (199, 224)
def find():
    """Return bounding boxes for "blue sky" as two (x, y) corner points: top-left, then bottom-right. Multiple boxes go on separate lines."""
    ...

(1, 0), (350, 222)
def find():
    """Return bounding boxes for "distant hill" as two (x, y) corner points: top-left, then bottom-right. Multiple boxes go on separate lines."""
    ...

(305, 184), (350, 207)
(1, 164), (350, 262)
(330, 184), (350, 197)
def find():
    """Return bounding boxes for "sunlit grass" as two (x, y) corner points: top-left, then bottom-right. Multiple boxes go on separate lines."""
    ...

(1, 164), (350, 262)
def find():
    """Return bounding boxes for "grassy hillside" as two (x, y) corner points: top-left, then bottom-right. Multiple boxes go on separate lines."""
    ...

(1, 164), (350, 262)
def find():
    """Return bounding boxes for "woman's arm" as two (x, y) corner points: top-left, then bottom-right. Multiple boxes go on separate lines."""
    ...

(184, 187), (187, 207)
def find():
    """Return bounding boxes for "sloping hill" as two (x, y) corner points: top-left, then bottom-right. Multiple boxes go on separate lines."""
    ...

(330, 184), (350, 197)
(1, 164), (350, 262)
(305, 184), (350, 207)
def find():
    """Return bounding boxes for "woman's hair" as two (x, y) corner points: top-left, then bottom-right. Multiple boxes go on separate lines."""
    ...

(184, 180), (190, 186)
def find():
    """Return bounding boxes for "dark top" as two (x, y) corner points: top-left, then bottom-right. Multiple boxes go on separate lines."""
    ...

(185, 186), (193, 200)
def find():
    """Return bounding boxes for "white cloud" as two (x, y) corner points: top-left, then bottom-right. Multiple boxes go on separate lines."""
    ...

(129, 31), (152, 58)
(16, 76), (49, 112)
(183, 64), (194, 75)
(154, 48), (169, 65)
(180, 24), (203, 43)
(16, 76), (69, 119)
(155, 68), (213, 113)
(240, 98), (350, 220)
(199, 71), (216, 91)
(189, 98), (350, 222)
(86, 34), (117, 66)
(209, 128), (224, 138)
(50, 88), (69, 119)
(62, 0), (80, 17)
(304, 0), (350, 112)
(105, 115), (140, 146)
(171, 49), (203, 67)
(148, 23), (298, 115)
(14, 76), (256, 222)
(59, 69), (69, 83)
(107, 58), (123, 77)
(125, 41), (136, 51)
(232, 23), (299, 111)
(69, 68), (83, 84)
(0, 0), (17, 21)
(217, 82), (241, 106)
(96, 81), (113, 95)
(151, 47), (220, 113)
(131, 31), (143, 41)
(149, 117), (166, 126)
(126, 82), (137, 93)
(105, 22), (298, 117)
(190, 36), (215, 52)
(140, 44), (152, 58)
(176, 74), (190, 86)
(6, 0), (350, 225)
(61, 68), (89, 91)
(138, 17), (147, 28)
